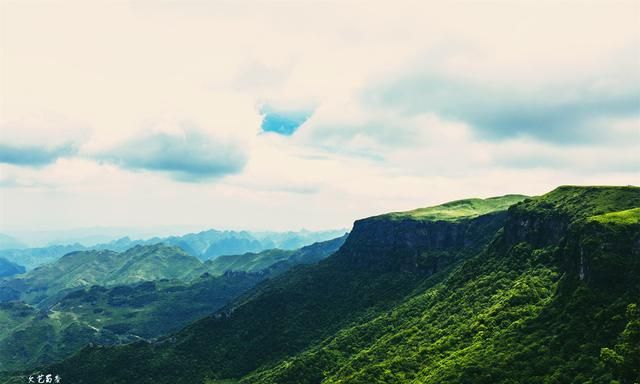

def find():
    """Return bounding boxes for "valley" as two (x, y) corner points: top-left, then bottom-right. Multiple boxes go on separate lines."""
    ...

(0, 236), (346, 372)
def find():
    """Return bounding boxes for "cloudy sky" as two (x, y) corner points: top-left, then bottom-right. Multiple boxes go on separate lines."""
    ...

(0, 0), (639, 233)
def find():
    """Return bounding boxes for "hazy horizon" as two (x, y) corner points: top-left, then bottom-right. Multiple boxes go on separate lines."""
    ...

(0, 224), (351, 248)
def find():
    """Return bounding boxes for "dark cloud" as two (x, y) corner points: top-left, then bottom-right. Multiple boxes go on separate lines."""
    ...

(363, 74), (640, 144)
(0, 142), (77, 166)
(100, 128), (247, 181)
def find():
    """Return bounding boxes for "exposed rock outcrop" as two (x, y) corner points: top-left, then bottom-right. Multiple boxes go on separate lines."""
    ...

(337, 211), (509, 273)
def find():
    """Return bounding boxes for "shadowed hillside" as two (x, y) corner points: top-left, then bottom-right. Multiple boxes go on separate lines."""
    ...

(0, 237), (345, 372)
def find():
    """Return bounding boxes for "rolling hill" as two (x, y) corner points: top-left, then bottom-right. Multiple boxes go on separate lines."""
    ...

(0, 245), (205, 306)
(0, 237), (345, 372)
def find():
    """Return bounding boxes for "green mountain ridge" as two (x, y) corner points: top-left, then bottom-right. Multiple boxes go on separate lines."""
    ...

(0, 245), (205, 305)
(338, 195), (526, 274)
(37, 186), (640, 384)
(36, 194), (528, 383)
(0, 258), (24, 278)
(378, 194), (528, 222)
(244, 186), (640, 384)
(0, 237), (346, 372)
(204, 234), (348, 275)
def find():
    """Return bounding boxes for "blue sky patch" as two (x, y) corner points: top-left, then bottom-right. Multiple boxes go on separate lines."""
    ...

(260, 106), (312, 135)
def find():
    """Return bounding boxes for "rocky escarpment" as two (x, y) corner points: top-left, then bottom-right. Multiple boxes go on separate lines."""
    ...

(502, 205), (570, 248)
(502, 186), (640, 248)
(499, 186), (640, 285)
(560, 212), (640, 288)
(336, 210), (510, 274)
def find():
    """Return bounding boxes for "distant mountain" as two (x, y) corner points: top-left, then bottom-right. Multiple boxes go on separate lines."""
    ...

(44, 187), (640, 384)
(115, 228), (347, 260)
(205, 249), (296, 275)
(202, 234), (264, 259)
(0, 257), (25, 278)
(205, 234), (348, 275)
(0, 244), (88, 270)
(0, 228), (347, 270)
(249, 229), (351, 252)
(0, 234), (26, 250)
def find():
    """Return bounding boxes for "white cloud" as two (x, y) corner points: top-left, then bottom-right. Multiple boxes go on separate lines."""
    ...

(0, 0), (638, 232)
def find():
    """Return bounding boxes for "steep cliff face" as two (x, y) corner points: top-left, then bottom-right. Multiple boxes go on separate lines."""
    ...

(338, 211), (509, 273)
(335, 194), (528, 274)
(240, 187), (640, 384)
(502, 186), (640, 249)
(560, 209), (640, 288)
(502, 209), (569, 248)
(498, 187), (640, 287)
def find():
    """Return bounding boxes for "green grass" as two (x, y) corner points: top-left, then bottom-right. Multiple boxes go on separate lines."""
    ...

(513, 185), (640, 222)
(379, 194), (528, 222)
(589, 207), (640, 225)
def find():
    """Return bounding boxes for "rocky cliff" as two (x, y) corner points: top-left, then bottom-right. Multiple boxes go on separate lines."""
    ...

(338, 211), (509, 273)
(498, 186), (640, 289)
(561, 208), (640, 289)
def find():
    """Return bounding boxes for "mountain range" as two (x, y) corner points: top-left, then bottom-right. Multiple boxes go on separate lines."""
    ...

(0, 236), (347, 372)
(0, 228), (347, 270)
(1, 186), (638, 384)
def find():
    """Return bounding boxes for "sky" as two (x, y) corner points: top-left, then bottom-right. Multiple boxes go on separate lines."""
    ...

(0, 0), (639, 234)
